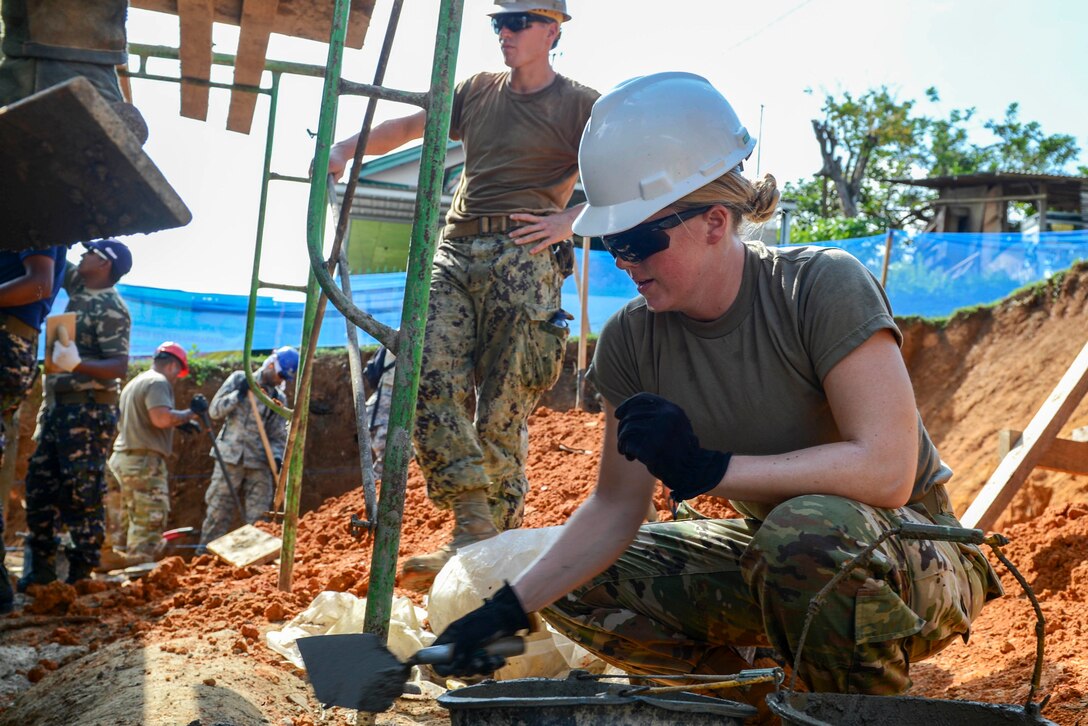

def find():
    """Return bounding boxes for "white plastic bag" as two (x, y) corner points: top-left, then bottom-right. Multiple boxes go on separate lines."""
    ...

(428, 527), (603, 679)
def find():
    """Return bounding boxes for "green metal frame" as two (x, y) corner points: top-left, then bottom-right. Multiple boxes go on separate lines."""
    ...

(124, 0), (465, 644)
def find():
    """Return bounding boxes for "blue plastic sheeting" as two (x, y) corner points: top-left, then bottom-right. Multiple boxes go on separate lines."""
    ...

(38, 231), (1088, 356)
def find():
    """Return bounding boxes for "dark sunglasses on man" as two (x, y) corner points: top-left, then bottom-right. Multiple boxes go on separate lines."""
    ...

(601, 206), (713, 264)
(491, 12), (550, 34)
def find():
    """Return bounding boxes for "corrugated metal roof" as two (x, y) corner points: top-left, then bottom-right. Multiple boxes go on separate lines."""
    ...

(886, 171), (1088, 188)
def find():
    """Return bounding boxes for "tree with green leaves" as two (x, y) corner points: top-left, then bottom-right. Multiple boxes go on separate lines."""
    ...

(785, 86), (1082, 243)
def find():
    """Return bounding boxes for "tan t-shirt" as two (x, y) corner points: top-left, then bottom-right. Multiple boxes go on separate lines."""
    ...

(587, 241), (949, 520)
(446, 71), (598, 223)
(113, 369), (175, 457)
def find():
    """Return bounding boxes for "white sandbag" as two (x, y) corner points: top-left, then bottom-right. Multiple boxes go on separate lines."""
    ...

(428, 526), (602, 679)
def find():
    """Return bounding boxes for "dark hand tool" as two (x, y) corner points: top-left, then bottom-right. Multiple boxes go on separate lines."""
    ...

(297, 633), (524, 713)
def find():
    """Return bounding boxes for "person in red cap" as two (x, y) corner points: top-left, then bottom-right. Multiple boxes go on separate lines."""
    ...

(106, 341), (203, 565)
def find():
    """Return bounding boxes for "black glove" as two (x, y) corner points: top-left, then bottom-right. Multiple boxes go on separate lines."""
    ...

(234, 375), (250, 398)
(177, 421), (201, 435)
(432, 582), (531, 678)
(614, 393), (732, 503)
(189, 393), (209, 415)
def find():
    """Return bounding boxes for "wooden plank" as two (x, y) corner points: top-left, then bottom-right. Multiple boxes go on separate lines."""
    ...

(0, 78), (192, 251)
(998, 430), (1088, 476)
(226, 0), (278, 134)
(131, 0), (374, 48)
(179, 0), (214, 120)
(43, 313), (77, 375)
(962, 340), (1088, 530)
(207, 524), (282, 568)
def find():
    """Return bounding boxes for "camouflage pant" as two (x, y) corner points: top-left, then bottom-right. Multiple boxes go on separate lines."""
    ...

(542, 492), (1002, 695)
(0, 328), (37, 463)
(198, 460), (274, 545)
(106, 450), (170, 560)
(23, 403), (118, 569)
(414, 233), (568, 530)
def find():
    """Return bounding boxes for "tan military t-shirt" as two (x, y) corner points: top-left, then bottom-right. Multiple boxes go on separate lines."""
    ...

(588, 242), (949, 519)
(113, 369), (175, 457)
(446, 71), (598, 223)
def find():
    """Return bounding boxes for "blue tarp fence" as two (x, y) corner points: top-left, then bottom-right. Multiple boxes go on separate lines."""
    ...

(43, 230), (1088, 357)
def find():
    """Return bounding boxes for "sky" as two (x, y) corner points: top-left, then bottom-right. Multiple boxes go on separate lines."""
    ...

(110, 0), (1088, 295)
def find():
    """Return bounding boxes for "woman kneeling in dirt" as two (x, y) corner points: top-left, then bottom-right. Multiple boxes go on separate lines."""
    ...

(431, 72), (1004, 697)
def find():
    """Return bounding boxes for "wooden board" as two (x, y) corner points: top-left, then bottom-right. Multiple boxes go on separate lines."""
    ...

(179, 0), (215, 120)
(43, 313), (77, 375)
(207, 524), (282, 568)
(962, 340), (1088, 530)
(999, 430), (1088, 476)
(0, 77), (192, 251)
(226, 0), (279, 134)
(131, 0), (374, 48)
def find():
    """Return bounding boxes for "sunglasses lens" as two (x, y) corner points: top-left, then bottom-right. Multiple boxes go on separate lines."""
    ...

(492, 13), (532, 33)
(603, 230), (670, 263)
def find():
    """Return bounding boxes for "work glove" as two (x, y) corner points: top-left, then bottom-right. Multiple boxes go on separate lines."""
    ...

(189, 394), (209, 415)
(432, 582), (531, 678)
(614, 393), (732, 503)
(177, 421), (201, 435)
(51, 339), (82, 372)
(234, 375), (250, 398)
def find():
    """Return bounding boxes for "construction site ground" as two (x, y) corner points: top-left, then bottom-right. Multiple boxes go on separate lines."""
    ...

(1, 262), (1087, 726)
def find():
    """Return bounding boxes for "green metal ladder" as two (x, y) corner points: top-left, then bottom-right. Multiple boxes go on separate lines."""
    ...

(124, 0), (465, 643)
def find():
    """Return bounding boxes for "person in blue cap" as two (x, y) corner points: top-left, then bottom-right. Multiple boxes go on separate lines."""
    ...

(196, 347), (295, 549)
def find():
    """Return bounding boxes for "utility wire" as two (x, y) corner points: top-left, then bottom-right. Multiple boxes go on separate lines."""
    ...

(728, 0), (818, 50)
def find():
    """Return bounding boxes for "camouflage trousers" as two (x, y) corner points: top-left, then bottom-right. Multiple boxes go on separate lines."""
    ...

(24, 403), (118, 569)
(106, 450), (170, 561)
(0, 327), (37, 464)
(199, 460), (274, 545)
(542, 492), (1002, 695)
(414, 233), (568, 530)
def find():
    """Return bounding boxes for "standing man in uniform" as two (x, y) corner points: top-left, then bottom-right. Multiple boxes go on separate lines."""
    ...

(107, 342), (202, 566)
(18, 241), (132, 589)
(197, 347), (295, 549)
(328, 0), (598, 590)
(0, 243), (66, 611)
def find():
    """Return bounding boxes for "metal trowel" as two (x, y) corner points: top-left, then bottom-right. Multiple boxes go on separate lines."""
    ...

(297, 633), (524, 712)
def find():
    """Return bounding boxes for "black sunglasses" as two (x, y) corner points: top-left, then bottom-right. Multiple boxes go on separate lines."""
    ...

(491, 12), (549, 34)
(601, 206), (713, 263)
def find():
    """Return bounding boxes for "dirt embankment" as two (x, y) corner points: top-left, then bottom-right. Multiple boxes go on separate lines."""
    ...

(1, 262), (1086, 725)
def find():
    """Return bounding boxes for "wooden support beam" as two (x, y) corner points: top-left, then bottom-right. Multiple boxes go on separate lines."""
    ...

(226, 0), (278, 134)
(999, 429), (1088, 476)
(962, 341), (1088, 530)
(179, 0), (214, 120)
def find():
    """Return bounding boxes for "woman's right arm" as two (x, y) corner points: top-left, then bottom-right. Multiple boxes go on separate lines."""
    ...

(512, 400), (658, 612)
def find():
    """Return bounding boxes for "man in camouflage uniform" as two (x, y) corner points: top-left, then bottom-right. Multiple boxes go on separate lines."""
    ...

(328, 0), (597, 590)
(0, 243), (67, 611)
(17, 241), (131, 589)
(197, 347), (295, 549)
(107, 342), (202, 565)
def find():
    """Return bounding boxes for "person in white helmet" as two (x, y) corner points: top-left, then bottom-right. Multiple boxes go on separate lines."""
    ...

(425, 73), (1003, 704)
(328, 1), (598, 591)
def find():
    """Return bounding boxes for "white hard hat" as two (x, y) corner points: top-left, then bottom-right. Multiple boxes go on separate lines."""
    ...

(488, 0), (570, 21)
(573, 72), (756, 238)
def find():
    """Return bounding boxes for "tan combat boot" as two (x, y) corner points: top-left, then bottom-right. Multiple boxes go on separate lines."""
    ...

(399, 490), (499, 592)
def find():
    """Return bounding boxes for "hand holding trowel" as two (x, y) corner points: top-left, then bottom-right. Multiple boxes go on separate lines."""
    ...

(297, 632), (524, 712)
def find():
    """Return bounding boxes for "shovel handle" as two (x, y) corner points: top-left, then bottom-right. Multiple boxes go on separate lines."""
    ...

(411, 636), (525, 666)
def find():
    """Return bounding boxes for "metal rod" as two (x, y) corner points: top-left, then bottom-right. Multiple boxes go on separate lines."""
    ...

(257, 280), (308, 293)
(989, 542), (1047, 710)
(127, 42), (332, 79)
(337, 79), (427, 108)
(362, 0), (465, 642)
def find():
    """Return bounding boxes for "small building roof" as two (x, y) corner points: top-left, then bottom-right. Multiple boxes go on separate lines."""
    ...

(886, 171), (1087, 211)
